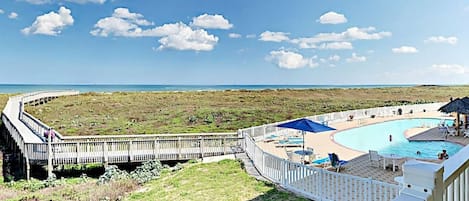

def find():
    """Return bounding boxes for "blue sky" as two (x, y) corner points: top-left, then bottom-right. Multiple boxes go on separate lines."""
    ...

(0, 0), (468, 85)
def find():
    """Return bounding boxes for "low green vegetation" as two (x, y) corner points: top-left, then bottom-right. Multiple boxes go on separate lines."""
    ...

(25, 86), (469, 135)
(0, 160), (305, 201)
(4, 177), (138, 201)
(127, 160), (306, 201)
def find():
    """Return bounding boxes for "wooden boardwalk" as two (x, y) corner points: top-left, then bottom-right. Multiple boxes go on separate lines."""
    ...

(1, 91), (243, 179)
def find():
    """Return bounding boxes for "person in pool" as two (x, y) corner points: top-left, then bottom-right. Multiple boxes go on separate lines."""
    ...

(438, 149), (449, 160)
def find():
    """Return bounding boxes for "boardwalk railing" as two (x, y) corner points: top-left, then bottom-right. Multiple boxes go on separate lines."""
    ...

(2, 114), (26, 155)
(2, 91), (243, 168)
(23, 135), (242, 165)
(19, 90), (79, 141)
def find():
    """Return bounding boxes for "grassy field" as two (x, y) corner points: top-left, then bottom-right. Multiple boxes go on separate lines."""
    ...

(127, 160), (307, 201)
(25, 86), (469, 136)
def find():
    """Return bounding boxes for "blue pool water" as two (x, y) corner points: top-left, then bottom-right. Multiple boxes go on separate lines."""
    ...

(312, 157), (330, 164)
(279, 137), (304, 144)
(334, 118), (463, 159)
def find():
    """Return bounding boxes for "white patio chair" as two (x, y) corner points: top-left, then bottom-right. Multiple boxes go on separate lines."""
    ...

(369, 150), (382, 168)
(464, 130), (469, 138)
(446, 127), (457, 136)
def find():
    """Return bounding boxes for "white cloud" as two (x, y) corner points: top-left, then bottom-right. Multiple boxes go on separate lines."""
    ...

(246, 34), (256, 39)
(259, 31), (289, 42)
(346, 53), (366, 63)
(432, 64), (468, 74)
(266, 50), (317, 69)
(0, 9), (4, 14)
(318, 42), (353, 50)
(8, 12), (18, 19)
(317, 11), (347, 24)
(24, 0), (51, 4)
(91, 8), (218, 51)
(291, 27), (391, 49)
(425, 36), (458, 45)
(465, 6), (469, 12)
(392, 46), (418, 53)
(228, 33), (241, 38)
(344, 27), (391, 40)
(112, 8), (153, 26)
(21, 6), (74, 36)
(329, 55), (340, 61)
(156, 23), (218, 51)
(23, 0), (105, 4)
(190, 14), (233, 29)
(90, 8), (155, 37)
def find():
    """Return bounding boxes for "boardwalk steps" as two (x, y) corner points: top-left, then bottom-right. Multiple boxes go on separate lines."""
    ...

(235, 152), (267, 182)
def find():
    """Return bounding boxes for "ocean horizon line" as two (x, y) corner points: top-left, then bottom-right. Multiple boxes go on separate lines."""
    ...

(0, 83), (451, 93)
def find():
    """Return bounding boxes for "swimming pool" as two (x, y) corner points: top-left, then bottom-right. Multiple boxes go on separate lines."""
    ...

(334, 118), (463, 159)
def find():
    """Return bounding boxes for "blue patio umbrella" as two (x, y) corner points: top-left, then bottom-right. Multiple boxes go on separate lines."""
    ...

(277, 118), (336, 161)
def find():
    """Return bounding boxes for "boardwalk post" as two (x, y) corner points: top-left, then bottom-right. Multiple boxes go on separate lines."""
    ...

(47, 128), (53, 178)
(223, 136), (227, 155)
(103, 142), (108, 167)
(153, 140), (157, 160)
(24, 145), (30, 180)
(76, 142), (80, 164)
(156, 137), (160, 159)
(177, 137), (182, 159)
(200, 136), (204, 158)
(128, 141), (133, 162)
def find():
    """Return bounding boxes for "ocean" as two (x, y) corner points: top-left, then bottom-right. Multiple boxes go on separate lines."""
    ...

(0, 84), (416, 93)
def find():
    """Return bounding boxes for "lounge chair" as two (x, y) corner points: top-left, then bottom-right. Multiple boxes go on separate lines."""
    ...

(464, 130), (469, 138)
(446, 127), (457, 136)
(275, 143), (302, 148)
(328, 153), (348, 172)
(369, 150), (382, 168)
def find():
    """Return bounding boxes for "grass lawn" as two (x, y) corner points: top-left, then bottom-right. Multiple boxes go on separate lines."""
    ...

(25, 86), (469, 135)
(127, 160), (307, 201)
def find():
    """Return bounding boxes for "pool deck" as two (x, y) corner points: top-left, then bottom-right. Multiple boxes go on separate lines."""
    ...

(258, 111), (468, 184)
(407, 127), (469, 145)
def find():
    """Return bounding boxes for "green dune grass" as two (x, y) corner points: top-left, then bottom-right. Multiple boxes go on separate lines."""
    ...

(25, 86), (469, 136)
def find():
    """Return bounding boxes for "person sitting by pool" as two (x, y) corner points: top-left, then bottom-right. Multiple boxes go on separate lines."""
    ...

(438, 149), (449, 160)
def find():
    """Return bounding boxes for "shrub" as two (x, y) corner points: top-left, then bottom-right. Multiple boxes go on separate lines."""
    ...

(98, 165), (129, 185)
(98, 160), (167, 185)
(129, 160), (163, 184)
